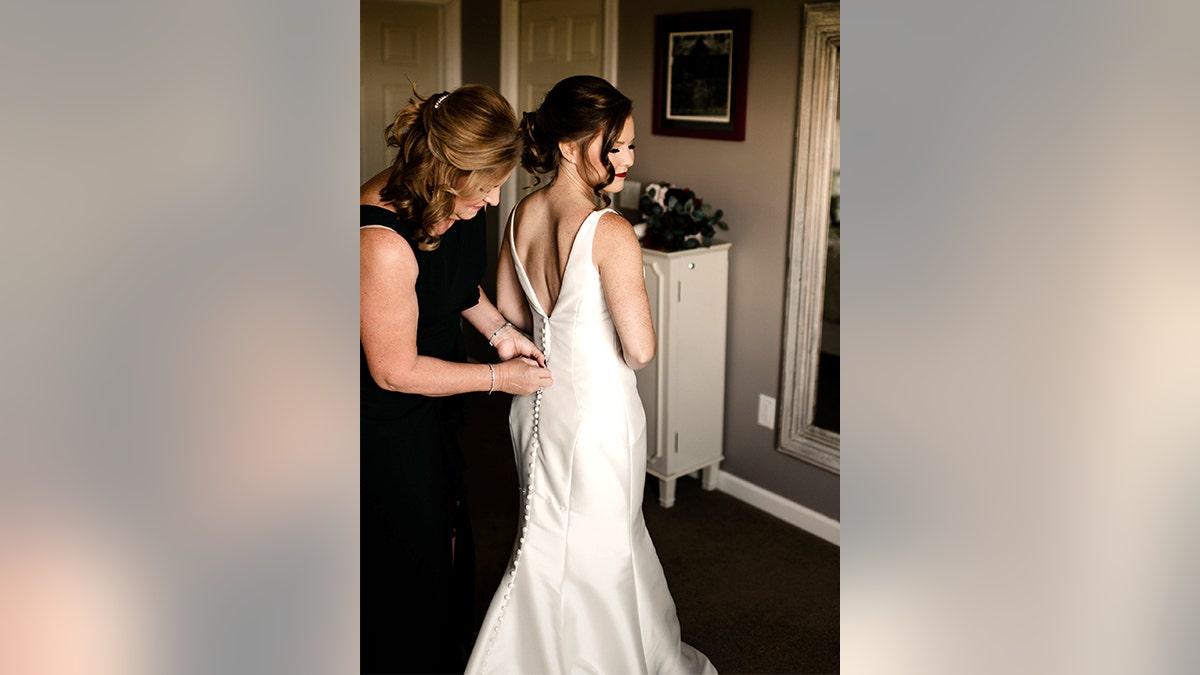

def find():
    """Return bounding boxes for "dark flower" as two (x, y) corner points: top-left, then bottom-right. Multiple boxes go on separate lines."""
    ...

(638, 181), (729, 252)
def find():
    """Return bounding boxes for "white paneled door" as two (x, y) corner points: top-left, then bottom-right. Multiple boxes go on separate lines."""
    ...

(515, 0), (604, 193)
(361, 2), (443, 182)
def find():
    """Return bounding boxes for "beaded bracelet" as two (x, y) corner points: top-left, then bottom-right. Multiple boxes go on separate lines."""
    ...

(486, 363), (495, 395)
(487, 321), (513, 346)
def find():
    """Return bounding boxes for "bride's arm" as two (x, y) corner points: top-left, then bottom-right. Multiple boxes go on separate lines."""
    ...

(594, 211), (656, 370)
(495, 216), (534, 334)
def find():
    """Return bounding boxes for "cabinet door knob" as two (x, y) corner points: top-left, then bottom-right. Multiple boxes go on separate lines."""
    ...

(687, 263), (695, 269)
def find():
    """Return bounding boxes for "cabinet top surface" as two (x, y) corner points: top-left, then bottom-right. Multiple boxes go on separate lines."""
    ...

(640, 240), (732, 258)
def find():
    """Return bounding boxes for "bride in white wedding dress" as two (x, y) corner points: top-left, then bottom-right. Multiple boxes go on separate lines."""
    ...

(465, 76), (716, 675)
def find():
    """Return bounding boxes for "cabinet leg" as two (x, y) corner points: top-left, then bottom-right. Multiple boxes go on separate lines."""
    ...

(658, 477), (677, 508)
(701, 463), (720, 491)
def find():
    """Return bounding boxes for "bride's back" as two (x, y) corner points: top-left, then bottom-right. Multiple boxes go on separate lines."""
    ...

(511, 189), (599, 318)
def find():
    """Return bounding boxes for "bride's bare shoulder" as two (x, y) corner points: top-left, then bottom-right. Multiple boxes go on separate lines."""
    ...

(595, 209), (634, 238)
(597, 208), (631, 226)
(593, 209), (640, 261)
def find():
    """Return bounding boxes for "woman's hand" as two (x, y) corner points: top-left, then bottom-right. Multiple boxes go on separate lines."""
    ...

(491, 324), (546, 367)
(494, 357), (553, 396)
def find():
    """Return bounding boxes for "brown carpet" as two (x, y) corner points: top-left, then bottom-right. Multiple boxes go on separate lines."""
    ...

(459, 392), (840, 674)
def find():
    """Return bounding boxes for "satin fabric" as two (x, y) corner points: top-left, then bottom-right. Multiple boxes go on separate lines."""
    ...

(466, 208), (716, 675)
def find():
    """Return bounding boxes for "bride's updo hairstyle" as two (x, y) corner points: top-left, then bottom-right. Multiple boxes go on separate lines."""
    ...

(379, 84), (521, 251)
(519, 75), (632, 205)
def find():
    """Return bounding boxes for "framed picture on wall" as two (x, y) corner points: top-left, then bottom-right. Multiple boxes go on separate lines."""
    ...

(651, 9), (751, 141)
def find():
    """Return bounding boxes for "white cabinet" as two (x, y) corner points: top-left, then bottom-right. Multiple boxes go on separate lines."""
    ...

(636, 242), (731, 507)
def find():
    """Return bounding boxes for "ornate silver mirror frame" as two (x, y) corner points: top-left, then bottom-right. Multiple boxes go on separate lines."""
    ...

(778, 2), (840, 473)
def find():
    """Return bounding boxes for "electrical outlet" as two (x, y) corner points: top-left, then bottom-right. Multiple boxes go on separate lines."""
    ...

(758, 394), (776, 429)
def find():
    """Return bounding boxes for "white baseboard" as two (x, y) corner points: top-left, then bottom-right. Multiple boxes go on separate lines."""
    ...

(715, 470), (840, 546)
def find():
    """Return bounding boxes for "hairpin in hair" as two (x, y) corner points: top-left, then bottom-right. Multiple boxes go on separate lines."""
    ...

(433, 93), (450, 110)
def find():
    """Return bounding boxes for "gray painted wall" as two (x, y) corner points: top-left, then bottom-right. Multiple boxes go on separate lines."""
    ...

(619, 0), (839, 519)
(461, 0), (502, 88)
(461, 0), (505, 289)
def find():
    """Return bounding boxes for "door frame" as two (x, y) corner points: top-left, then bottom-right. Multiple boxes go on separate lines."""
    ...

(498, 0), (620, 230)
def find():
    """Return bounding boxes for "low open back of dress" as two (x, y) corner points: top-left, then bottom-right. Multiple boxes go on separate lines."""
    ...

(506, 204), (593, 320)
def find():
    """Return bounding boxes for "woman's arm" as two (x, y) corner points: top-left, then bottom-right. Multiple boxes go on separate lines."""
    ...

(593, 212), (656, 370)
(360, 229), (551, 395)
(461, 287), (545, 366)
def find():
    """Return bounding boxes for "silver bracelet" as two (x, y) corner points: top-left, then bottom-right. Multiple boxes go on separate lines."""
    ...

(486, 363), (495, 395)
(487, 321), (513, 346)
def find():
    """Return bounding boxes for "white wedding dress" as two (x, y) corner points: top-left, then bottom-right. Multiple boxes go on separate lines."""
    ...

(466, 208), (716, 675)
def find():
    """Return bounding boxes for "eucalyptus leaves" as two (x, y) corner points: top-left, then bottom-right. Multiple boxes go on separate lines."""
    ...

(638, 182), (729, 251)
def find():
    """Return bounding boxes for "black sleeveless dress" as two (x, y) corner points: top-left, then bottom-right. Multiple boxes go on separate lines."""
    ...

(360, 204), (487, 674)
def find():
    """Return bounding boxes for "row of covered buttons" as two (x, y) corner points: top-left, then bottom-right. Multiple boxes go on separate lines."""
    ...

(479, 318), (550, 670)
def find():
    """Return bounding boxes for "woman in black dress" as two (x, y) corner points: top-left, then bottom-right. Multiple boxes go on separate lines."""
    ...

(360, 84), (554, 674)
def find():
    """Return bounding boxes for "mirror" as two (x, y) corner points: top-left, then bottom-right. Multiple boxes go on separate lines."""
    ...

(813, 98), (839, 434)
(778, 2), (839, 473)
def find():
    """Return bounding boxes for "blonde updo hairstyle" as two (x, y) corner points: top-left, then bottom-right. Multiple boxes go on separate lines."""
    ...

(519, 75), (633, 206)
(379, 84), (521, 251)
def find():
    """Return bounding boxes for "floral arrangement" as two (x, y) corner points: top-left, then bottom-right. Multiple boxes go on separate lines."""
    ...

(637, 182), (729, 252)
